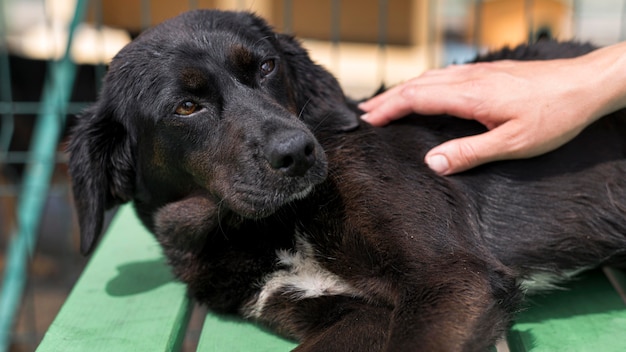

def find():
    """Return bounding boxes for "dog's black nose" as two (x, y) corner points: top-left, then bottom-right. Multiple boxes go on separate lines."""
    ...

(265, 131), (317, 177)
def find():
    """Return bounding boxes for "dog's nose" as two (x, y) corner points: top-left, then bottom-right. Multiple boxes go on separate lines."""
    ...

(265, 131), (317, 177)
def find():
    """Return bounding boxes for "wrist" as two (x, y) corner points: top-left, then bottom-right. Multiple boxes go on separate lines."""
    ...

(583, 42), (626, 122)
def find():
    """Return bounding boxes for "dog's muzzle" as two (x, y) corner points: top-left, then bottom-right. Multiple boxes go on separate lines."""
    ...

(264, 129), (318, 177)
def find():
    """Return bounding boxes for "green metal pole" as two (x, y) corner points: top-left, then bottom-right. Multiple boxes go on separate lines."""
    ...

(0, 36), (14, 154)
(0, 0), (89, 350)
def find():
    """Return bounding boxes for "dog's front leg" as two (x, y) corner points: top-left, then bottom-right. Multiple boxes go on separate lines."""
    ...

(153, 192), (221, 251)
(384, 261), (519, 352)
(293, 300), (391, 352)
(258, 294), (392, 352)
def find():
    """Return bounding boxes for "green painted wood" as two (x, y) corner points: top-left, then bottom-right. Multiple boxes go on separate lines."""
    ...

(37, 204), (192, 352)
(198, 313), (297, 351)
(508, 269), (626, 352)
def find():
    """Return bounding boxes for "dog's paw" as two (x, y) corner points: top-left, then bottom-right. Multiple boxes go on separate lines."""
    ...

(153, 193), (221, 250)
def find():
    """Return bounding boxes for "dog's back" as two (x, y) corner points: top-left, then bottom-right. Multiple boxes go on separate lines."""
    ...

(373, 111), (626, 280)
(462, 115), (626, 274)
(362, 41), (626, 282)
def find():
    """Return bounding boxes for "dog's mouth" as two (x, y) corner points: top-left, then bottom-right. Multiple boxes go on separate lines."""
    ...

(214, 157), (327, 219)
(232, 184), (316, 218)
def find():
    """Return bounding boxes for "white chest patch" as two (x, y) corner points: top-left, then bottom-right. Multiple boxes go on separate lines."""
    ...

(243, 233), (361, 319)
(520, 266), (590, 294)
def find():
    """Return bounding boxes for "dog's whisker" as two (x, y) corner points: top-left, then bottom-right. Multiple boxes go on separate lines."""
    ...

(215, 199), (230, 240)
(297, 98), (312, 121)
(252, 35), (273, 50)
(310, 112), (334, 133)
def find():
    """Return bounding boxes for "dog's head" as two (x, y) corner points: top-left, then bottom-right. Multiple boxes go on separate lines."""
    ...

(68, 10), (359, 254)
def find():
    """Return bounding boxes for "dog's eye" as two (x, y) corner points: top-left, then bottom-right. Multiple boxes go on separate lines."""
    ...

(175, 101), (199, 116)
(259, 59), (276, 78)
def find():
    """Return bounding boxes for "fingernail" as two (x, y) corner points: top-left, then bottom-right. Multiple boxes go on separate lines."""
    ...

(426, 154), (450, 175)
(360, 113), (370, 121)
(358, 103), (371, 113)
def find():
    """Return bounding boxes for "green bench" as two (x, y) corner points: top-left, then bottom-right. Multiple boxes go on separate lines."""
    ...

(37, 204), (626, 351)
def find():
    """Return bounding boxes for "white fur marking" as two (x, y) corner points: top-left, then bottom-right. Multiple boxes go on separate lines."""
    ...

(288, 185), (314, 202)
(244, 234), (360, 319)
(520, 267), (590, 293)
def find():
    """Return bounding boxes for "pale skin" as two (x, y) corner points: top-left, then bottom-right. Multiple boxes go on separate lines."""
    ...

(359, 41), (626, 175)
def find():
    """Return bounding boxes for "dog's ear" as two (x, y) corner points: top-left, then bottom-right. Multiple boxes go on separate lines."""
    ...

(68, 102), (135, 255)
(276, 33), (359, 133)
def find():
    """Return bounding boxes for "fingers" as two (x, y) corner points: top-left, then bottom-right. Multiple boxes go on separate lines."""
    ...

(359, 88), (415, 126)
(360, 66), (486, 126)
(361, 83), (478, 127)
(359, 82), (408, 111)
(425, 136), (496, 176)
(425, 123), (524, 175)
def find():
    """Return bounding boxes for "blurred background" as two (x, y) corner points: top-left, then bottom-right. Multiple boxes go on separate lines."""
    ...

(0, 0), (625, 351)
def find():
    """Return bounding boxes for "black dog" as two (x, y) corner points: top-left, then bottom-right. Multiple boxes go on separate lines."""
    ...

(68, 10), (626, 351)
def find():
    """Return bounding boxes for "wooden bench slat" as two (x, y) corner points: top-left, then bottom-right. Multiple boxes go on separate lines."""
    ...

(37, 204), (192, 352)
(507, 269), (626, 352)
(197, 313), (297, 351)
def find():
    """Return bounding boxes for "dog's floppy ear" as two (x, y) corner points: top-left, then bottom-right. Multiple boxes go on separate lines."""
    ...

(68, 102), (135, 255)
(277, 33), (359, 132)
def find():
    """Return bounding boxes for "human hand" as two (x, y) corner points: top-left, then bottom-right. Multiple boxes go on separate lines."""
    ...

(359, 43), (626, 175)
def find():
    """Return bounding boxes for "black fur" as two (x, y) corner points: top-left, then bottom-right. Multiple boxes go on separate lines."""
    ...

(68, 10), (626, 351)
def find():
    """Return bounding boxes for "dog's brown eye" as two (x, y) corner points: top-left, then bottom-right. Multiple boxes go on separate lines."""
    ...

(175, 101), (199, 116)
(260, 59), (276, 77)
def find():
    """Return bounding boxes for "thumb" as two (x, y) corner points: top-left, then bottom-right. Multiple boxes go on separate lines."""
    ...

(424, 129), (516, 175)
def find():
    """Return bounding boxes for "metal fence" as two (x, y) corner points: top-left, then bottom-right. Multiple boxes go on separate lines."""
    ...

(1, 0), (625, 350)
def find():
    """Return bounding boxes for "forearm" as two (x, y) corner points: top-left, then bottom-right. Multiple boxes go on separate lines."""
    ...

(582, 41), (626, 122)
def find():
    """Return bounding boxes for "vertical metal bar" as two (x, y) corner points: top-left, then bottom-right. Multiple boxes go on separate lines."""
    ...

(0, 0), (89, 350)
(427, 0), (438, 69)
(621, 0), (626, 41)
(141, 0), (151, 31)
(473, 0), (483, 52)
(92, 0), (106, 94)
(377, 0), (388, 85)
(525, 0), (535, 42)
(189, 0), (199, 10)
(283, 0), (293, 34)
(331, 0), (341, 44)
(0, 0), (13, 155)
(330, 0), (341, 74)
(571, 0), (581, 38)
